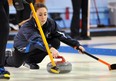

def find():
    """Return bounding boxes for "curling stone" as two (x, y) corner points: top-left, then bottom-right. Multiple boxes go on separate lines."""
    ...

(47, 56), (72, 74)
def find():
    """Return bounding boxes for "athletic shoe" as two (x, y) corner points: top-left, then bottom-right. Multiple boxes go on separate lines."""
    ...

(81, 36), (91, 40)
(9, 23), (19, 31)
(5, 49), (13, 57)
(23, 63), (40, 69)
(0, 67), (10, 79)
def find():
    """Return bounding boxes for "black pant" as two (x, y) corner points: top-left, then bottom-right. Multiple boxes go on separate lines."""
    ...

(0, 0), (9, 67)
(5, 38), (60, 68)
(14, 0), (35, 24)
(70, 0), (88, 38)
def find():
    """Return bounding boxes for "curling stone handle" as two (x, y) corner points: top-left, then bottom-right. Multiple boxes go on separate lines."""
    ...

(55, 56), (66, 63)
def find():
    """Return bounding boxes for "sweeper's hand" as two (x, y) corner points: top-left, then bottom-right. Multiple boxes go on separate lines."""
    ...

(50, 47), (59, 58)
(78, 46), (85, 54)
(24, 0), (33, 3)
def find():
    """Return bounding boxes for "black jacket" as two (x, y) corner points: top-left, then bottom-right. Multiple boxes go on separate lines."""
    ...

(14, 18), (81, 53)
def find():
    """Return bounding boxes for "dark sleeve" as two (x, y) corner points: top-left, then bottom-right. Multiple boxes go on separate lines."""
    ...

(51, 22), (81, 48)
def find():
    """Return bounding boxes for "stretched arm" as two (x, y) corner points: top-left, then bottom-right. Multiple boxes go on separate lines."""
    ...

(51, 22), (85, 53)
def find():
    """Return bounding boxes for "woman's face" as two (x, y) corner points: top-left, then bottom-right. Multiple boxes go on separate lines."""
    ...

(36, 7), (48, 26)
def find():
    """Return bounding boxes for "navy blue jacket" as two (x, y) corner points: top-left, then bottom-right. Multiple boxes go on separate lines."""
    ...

(14, 18), (81, 53)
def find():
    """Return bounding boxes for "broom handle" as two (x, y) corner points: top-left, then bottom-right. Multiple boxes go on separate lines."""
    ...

(76, 46), (111, 66)
(83, 51), (111, 66)
(29, 3), (56, 66)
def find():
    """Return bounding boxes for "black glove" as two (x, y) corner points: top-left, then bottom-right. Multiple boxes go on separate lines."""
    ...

(13, 0), (24, 10)
(23, 0), (33, 4)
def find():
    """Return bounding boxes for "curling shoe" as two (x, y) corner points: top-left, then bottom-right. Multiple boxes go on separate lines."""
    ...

(23, 63), (40, 69)
(0, 67), (10, 79)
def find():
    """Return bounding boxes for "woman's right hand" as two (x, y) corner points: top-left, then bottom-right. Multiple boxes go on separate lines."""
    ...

(50, 47), (59, 58)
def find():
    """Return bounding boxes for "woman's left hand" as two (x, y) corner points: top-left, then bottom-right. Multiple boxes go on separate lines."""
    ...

(78, 46), (85, 54)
